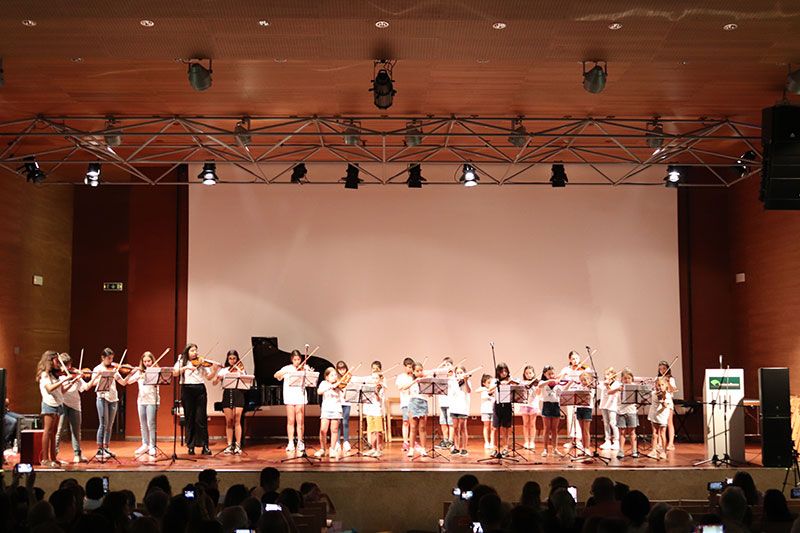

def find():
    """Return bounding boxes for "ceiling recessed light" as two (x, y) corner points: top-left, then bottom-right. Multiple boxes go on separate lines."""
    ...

(476, 58), (490, 64)
(71, 57), (84, 63)
(492, 22), (507, 30)
(723, 23), (738, 31)
(140, 19), (155, 27)
(22, 19), (37, 27)
(608, 22), (623, 30)
(258, 20), (270, 27)
(375, 20), (389, 29)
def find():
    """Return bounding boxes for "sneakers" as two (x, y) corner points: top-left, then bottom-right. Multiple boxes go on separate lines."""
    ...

(600, 441), (612, 450)
(296, 441), (305, 453)
(97, 448), (111, 459)
(73, 454), (88, 464)
(402, 442), (410, 452)
(631, 451), (640, 458)
(610, 442), (620, 450)
(647, 450), (660, 459)
(407, 448), (414, 458)
(148, 447), (157, 457)
(484, 442), (494, 449)
(285, 441), (295, 452)
(223, 444), (234, 455)
(616, 450), (625, 459)
(343, 441), (351, 452)
(552, 448), (564, 458)
(436, 439), (448, 449)
(233, 444), (242, 455)
(415, 446), (426, 457)
(134, 444), (148, 455)
(313, 449), (325, 458)
(541, 449), (549, 457)
(374, 449), (383, 457)
(450, 447), (460, 455)
(460, 449), (468, 456)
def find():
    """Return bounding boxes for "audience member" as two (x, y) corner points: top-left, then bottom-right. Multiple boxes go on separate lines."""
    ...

(719, 486), (749, 533)
(145, 474), (172, 498)
(549, 476), (569, 496)
(664, 507), (693, 533)
(507, 504), (540, 533)
(519, 480), (542, 510)
(647, 501), (673, 533)
(477, 492), (505, 533)
(542, 488), (582, 533)
(83, 477), (105, 511)
(761, 488), (795, 533)
(277, 488), (303, 514)
(732, 471), (763, 506)
(257, 467), (280, 504)
(48, 487), (77, 530)
(620, 489), (650, 533)
(582, 477), (623, 520)
(445, 474), (480, 533)
(468, 485), (499, 523)
(143, 489), (169, 521)
(241, 496), (263, 528)
(300, 481), (337, 515)
(223, 483), (250, 508)
(218, 505), (249, 533)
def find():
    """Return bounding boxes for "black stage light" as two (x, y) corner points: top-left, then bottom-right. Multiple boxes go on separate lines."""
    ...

(735, 150), (757, 177)
(550, 164), (568, 187)
(508, 119), (528, 148)
(188, 59), (213, 91)
(343, 163), (361, 189)
(405, 121), (423, 147)
(343, 121), (361, 146)
(291, 163), (307, 183)
(582, 61), (607, 94)
(198, 162), (218, 185)
(646, 120), (664, 151)
(21, 157), (45, 183)
(459, 164), (478, 187)
(406, 164), (425, 188)
(84, 163), (101, 187)
(234, 117), (252, 147)
(104, 117), (122, 148)
(664, 165), (681, 187)
(370, 60), (396, 109)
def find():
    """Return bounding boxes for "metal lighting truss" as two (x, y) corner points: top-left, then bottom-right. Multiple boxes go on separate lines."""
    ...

(0, 115), (762, 186)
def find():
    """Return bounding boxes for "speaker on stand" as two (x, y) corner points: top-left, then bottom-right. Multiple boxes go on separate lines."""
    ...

(759, 367), (792, 468)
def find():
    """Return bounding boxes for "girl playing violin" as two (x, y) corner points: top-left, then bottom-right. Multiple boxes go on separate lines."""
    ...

(599, 366), (622, 451)
(55, 352), (91, 463)
(448, 365), (471, 456)
(647, 376), (672, 460)
(657, 360), (679, 450)
(476, 374), (495, 449)
(124, 351), (160, 457)
(37, 350), (70, 466)
(538, 365), (563, 458)
(559, 350), (585, 449)
(316, 367), (345, 459)
(213, 349), (247, 455)
(490, 362), (515, 458)
(274, 349), (312, 453)
(518, 365), (540, 450)
(616, 368), (639, 459)
(400, 361), (428, 458)
(173, 343), (220, 455)
(364, 360), (386, 457)
(89, 348), (129, 459)
(335, 361), (353, 453)
(575, 371), (595, 454)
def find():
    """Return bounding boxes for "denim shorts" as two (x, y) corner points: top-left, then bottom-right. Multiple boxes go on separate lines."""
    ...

(401, 405), (409, 421)
(41, 402), (63, 416)
(439, 406), (452, 425)
(481, 413), (493, 422)
(409, 398), (428, 418)
(541, 401), (561, 419)
(617, 412), (639, 428)
(576, 407), (593, 421)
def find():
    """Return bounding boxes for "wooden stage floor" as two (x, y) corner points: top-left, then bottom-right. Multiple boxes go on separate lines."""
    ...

(13, 438), (765, 472)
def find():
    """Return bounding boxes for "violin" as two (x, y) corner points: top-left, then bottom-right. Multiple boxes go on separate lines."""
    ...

(190, 357), (220, 368)
(107, 362), (136, 376)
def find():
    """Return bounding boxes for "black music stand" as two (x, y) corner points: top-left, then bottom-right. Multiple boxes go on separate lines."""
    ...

(506, 384), (532, 462)
(617, 382), (654, 462)
(414, 377), (450, 462)
(215, 373), (255, 457)
(137, 368), (173, 462)
(87, 372), (122, 465)
(281, 370), (320, 465)
(340, 378), (379, 461)
(565, 387), (608, 465)
(478, 384), (520, 464)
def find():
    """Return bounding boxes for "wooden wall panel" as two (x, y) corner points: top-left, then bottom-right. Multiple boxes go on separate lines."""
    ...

(0, 179), (73, 414)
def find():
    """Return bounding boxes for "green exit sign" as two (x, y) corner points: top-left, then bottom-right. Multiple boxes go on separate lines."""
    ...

(103, 282), (124, 292)
(708, 376), (741, 390)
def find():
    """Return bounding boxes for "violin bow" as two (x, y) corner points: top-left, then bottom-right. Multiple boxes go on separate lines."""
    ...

(78, 348), (84, 373)
(118, 349), (128, 367)
(203, 340), (220, 359)
(153, 347), (171, 367)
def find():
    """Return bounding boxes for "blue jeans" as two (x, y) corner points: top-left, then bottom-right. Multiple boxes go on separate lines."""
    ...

(138, 404), (157, 447)
(56, 405), (82, 455)
(96, 398), (119, 447)
(339, 405), (351, 442)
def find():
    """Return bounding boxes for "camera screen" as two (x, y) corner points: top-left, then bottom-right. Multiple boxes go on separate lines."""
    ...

(16, 463), (33, 474)
(567, 486), (578, 502)
(102, 477), (109, 493)
(265, 503), (282, 512)
(707, 481), (723, 491)
(184, 490), (195, 499)
(791, 487), (800, 499)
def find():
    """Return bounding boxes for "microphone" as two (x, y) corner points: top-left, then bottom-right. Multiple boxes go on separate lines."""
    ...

(586, 346), (591, 352)
(489, 341), (494, 348)
(719, 354), (723, 369)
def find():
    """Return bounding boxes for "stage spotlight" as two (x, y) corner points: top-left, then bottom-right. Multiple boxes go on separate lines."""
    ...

(187, 59), (213, 91)
(370, 60), (396, 109)
(550, 164), (568, 187)
(787, 67), (800, 95)
(104, 117), (122, 148)
(406, 164), (425, 188)
(290, 163), (307, 183)
(343, 163), (361, 189)
(735, 150), (757, 177)
(84, 163), (101, 187)
(508, 119), (528, 148)
(664, 165), (681, 187)
(234, 117), (252, 147)
(343, 121), (361, 146)
(405, 120), (423, 147)
(198, 162), (218, 185)
(20, 157), (45, 183)
(582, 61), (607, 94)
(459, 164), (479, 187)
(646, 119), (664, 150)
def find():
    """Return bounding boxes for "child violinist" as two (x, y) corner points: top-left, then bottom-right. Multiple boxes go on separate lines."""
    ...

(436, 357), (455, 449)
(274, 349), (312, 453)
(37, 350), (69, 466)
(616, 368), (639, 459)
(575, 371), (595, 454)
(316, 367), (345, 459)
(213, 349), (247, 455)
(56, 352), (91, 463)
(491, 362), (514, 458)
(400, 361), (428, 458)
(173, 343), (220, 455)
(559, 351), (585, 448)
(448, 366), (471, 456)
(395, 357), (416, 452)
(335, 361), (353, 452)
(599, 367), (622, 451)
(363, 360), (386, 457)
(538, 365), (562, 458)
(124, 351), (161, 457)
(647, 376), (672, 460)
(476, 374), (495, 449)
(657, 360), (678, 450)
(518, 365), (540, 450)
(89, 347), (129, 459)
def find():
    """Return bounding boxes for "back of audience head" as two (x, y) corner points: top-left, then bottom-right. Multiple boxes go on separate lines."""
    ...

(27, 499), (55, 529)
(457, 474), (479, 494)
(199, 468), (219, 489)
(224, 484), (250, 508)
(218, 505), (249, 533)
(719, 486), (748, 523)
(621, 490), (650, 526)
(85, 477), (105, 501)
(647, 501), (673, 533)
(468, 485), (498, 522)
(257, 507), (290, 533)
(520, 481), (541, 509)
(549, 488), (577, 527)
(146, 474), (172, 498)
(129, 516), (160, 533)
(590, 476), (615, 503)
(508, 504), (540, 533)
(241, 496), (263, 527)
(277, 488), (303, 514)
(664, 508), (693, 533)
(260, 467), (280, 492)
(613, 482), (629, 501)
(763, 488), (793, 522)
(732, 471), (759, 506)
(143, 489), (169, 520)
(477, 492), (504, 531)
(48, 488), (76, 523)
(549, 476), (569, 496)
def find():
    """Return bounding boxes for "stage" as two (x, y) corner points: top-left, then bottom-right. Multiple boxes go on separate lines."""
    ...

(8, 439), (789, 532)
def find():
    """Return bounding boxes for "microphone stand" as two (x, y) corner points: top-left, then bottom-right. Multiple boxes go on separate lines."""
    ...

(169, 357), (195, 466)
(694, 365), (729, 467)
(572, 346), (609, 465)
(282, 347), (320, 465)
(478, 342), (517, 464)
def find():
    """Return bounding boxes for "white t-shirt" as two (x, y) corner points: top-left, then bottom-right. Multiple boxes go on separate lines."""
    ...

(363, 380), (385, 417)
(560, 365), (583, 383)
(599, 380), (621, 411)
(479, 388), (494, 414)
(129, 368), (160, 406)
(409, 379), (424, 400)
(93, 364), (123, 402)
(278, 364), (308, 406)
(39, 372), (64, 407)
(618, 383), (638, 415)
(648, 390), (673, 425)
(318, 381), (343, 414)
(173, 360), (211, 386)
(540, 382), (560, 404)
(396, 373), (414, 407)
(61, 376), (91, 411)
(448, 377), (470, 416)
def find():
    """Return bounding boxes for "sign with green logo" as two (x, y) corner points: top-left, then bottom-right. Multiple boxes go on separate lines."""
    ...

(708, 376), (741, 390)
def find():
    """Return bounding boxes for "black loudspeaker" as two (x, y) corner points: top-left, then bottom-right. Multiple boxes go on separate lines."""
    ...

(759, 367), (792, 467)
(0, 368), (6, 447)
(759, 367), (791, 417)
(761, 105), (800, 209)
